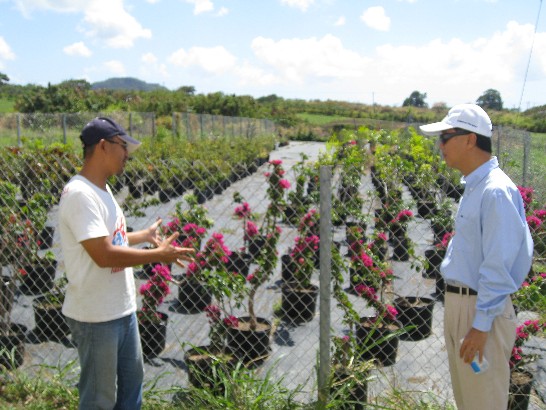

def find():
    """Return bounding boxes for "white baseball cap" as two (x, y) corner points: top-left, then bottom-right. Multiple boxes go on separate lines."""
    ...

(419, 103), (492, 138)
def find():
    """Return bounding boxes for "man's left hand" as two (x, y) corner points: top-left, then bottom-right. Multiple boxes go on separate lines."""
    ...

(460, 328), (488, 364)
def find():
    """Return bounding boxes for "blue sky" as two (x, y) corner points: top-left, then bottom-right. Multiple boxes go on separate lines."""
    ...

(0, 0), (544, 109)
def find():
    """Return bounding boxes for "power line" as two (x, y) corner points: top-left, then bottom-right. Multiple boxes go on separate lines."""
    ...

(517, 0), (543, 112)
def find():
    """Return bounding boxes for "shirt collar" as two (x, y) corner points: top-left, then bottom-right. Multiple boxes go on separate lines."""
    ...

(462, 156), (498, 191)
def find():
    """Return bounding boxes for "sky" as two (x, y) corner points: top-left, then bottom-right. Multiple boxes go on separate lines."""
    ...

(0, 0), (545, 110)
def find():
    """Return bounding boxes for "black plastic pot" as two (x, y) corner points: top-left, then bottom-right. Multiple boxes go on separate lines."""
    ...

(225, 251), (252, 277)
(20, 259), (58, 295)
(139, 312), (168, 359)
(32, 295), (70, 341)
(0, 324), (26, 369)
(226, 316), (272, 366)
(177, 279), (211, 313)
(509, 369), (534, 410)
(393, 296), (435, 341)
(184, 345), (236, 392)
(281, 284), (319, 324)
(356, 316), (400, 367)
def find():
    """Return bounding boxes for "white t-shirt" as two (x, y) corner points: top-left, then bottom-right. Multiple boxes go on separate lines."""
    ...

(59, 175), (136, 322)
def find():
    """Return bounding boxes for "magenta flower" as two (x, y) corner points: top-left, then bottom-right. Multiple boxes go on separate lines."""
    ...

(138, 264), (173, 323)
(223, 315), (239, 328)
(245, 220), (259, 239)
(279, 179), (291, 189)
(270, 159), (282, 166)
(204, 304), (221, 323)
(234, 202), (252, 219)
(526, 215), (542, 230)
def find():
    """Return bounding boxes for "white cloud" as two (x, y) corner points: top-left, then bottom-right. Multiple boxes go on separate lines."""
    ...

(216, 6), (229, 16)
(334, 16), (345, 27)
(83, 0), (152, 48)
(103, 60), (125, 75)
(141, 52), (158, 64)
(360, 6), (390, 32)
(168, 46), (237, 74)
(251, 35), (370, 83)
(139, 53), (169, 82)
(184, 0), (214, 15)
(63, 41), (92, 57)
(0, 37), (16, 67)
(11, 0), (87, 17)
(12, 0), (151, 49)
(234, 62), (279, 86)
(369, 21), (546, 105)
(280, 0), (315, 12)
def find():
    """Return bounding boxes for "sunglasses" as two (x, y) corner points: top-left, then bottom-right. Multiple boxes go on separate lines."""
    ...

(439, 129), (471, 144)
(105, 139), (128, 151)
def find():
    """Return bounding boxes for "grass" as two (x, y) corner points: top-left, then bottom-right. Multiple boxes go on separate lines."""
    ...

(0, 357), (458, 410)
(296, 113), (355, 126)
(0, 98), (14, 113)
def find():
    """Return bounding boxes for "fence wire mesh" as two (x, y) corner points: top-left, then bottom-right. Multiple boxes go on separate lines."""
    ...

(0, 127), (544, 409)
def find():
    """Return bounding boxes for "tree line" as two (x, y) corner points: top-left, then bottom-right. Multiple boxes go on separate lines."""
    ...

(0, 74), (544, 132)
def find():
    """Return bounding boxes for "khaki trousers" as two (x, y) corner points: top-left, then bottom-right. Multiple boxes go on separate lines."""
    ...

(444, 292), (517, 410)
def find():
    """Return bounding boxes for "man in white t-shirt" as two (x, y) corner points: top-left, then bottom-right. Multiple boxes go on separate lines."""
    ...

(59, 117), (194, 410)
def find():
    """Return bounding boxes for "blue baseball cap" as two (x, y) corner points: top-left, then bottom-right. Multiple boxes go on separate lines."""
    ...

(80, 117), (141, 153)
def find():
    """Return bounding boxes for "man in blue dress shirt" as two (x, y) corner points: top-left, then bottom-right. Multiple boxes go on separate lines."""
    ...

(420, 104), (533, 410)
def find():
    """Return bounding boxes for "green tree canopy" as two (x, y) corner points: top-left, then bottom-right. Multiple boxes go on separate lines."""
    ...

(476, 89), (503, 111)
(403, 91), (428, 108)
(0, 72), (9, 86)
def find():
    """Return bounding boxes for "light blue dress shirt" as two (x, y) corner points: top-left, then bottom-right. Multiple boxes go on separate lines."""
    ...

(441, 157), (534, 331)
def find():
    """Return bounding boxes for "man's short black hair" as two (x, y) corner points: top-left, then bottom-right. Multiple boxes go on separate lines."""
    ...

(475, 133), (492, 153)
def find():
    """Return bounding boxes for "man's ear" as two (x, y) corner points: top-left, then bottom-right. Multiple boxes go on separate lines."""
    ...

(466, 132), (477, 148)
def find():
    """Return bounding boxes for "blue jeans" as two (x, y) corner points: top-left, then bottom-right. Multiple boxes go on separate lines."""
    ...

(67, 313), (144, 410)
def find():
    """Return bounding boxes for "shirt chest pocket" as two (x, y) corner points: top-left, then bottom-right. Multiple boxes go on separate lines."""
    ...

(453, 209), (481, 256)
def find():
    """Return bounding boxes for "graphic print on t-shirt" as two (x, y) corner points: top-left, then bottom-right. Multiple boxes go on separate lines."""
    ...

(111, 215), (128, 273)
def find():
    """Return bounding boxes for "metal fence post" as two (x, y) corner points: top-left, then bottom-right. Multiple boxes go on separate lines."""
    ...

(318, 165), (332, 409)
(523, 130), (530, 187)
(62, 114), (67, 144)
(16, 113), (21, 147)
(186, 112), (191, 140)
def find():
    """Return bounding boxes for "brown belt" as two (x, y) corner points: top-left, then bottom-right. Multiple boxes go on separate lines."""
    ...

(446, 284), (477, 296)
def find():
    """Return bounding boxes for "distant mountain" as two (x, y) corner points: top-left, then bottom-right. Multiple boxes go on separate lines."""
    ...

(91, 77), (168, 92)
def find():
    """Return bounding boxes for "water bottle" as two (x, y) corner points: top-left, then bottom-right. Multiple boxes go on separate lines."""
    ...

(460, 338), (489, 374)
(470, 353), (489, 374)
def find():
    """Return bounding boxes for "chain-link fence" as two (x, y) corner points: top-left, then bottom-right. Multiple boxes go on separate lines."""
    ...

(0, 129), (544, 408)
(0, 112), (277, 147)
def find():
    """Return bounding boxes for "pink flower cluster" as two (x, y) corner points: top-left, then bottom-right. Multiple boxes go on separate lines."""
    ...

(510, 319), (546, 369)
(436, 231), (454, 250)
(393, 209), (414, 224)
(138, 264), (172, 322)
(204, 304), (221, 323)
(265, 159), (291, 192)
(204, 307), (240, 329)
(234, 202), (252, 219)
(244, 220), (259, 240)
(355, 251), (373, 268)
(527, 209), (546, 231)
(291, 235), (320, 262)
(517, 186), (534, 212)
(521, 272), (546, 288)
(185, 232), (232, 278)
(180, 223), (207, 248)
(223, 315), (239, 328)
(162, 217), (181, 235)
(354, 284), (398, 322)
(298, 209), (319, 233)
